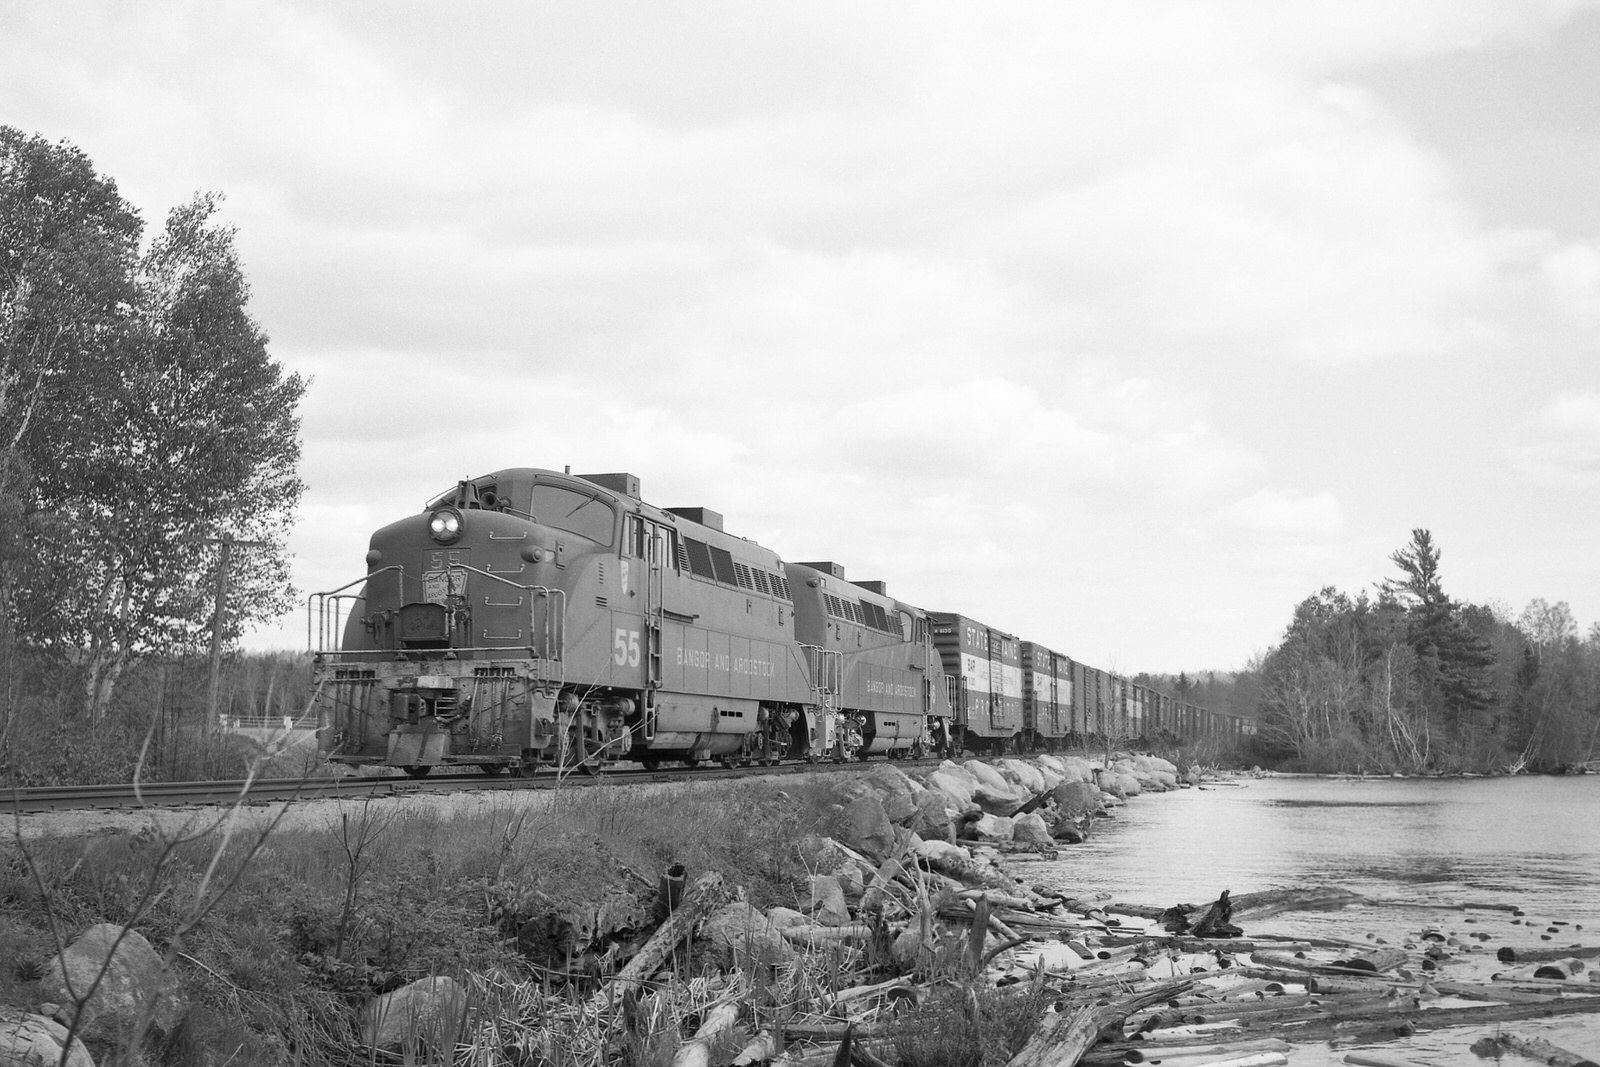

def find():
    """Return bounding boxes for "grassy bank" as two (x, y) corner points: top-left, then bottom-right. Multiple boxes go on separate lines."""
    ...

(3, 774), (956, 1065)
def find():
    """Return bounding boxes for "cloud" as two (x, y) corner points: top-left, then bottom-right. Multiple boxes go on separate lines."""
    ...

(1511, 392), (1600, 487)
(1220, 490), (1344, 535)
(11, 0), (1600, 667)
(1542, 243), (1600, 325)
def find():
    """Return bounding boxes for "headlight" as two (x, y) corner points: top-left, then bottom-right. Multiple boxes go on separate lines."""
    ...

(428, 507), (463, 544)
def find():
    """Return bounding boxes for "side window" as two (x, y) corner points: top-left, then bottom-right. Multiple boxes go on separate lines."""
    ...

(627, 516), (646, 557)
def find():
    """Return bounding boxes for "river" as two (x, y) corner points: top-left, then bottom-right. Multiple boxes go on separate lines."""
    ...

(1035, 773), (1600, 1064)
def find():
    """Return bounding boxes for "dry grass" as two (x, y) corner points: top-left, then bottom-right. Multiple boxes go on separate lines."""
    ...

(2, 774), (855, 1065)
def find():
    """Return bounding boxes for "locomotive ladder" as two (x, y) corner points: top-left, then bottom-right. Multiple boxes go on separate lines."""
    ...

(641, 523), (667, 741)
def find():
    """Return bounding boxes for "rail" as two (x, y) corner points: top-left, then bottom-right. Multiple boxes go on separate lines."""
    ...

(223, 714), (318, 731)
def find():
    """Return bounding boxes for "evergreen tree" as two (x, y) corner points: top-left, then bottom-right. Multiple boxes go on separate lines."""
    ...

(1383, 529), (1495, 746)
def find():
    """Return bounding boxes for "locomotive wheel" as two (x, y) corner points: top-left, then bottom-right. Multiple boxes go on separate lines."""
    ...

(403, 765), (432, 779)
(561, 720), (603, 775)
(639, 757), (661, 771)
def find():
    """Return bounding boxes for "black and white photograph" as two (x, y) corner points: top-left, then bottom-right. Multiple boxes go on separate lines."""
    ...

(3, 5), (1598, 1066)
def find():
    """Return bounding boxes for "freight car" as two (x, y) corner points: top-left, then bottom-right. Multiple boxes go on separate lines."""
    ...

(927, 613), (1023, 754)
(309, 465), (1238, 775)
(1020, 641), (1074, 749)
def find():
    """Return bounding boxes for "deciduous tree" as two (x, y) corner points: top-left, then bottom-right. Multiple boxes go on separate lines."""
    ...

(1, 127), (304, 717)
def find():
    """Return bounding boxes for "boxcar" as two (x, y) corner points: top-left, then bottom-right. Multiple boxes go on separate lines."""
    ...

(929, 612), (1022, 754)
(1020, 641), (1073, 749)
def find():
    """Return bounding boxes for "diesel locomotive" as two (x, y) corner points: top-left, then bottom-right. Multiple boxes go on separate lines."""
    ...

(309, 466), (1238, 776)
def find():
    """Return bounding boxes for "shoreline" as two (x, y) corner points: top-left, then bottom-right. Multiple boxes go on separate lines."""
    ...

(5, 753), (1599, 1067)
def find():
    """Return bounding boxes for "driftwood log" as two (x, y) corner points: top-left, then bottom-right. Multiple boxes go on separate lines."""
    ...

(587, 870), (726, 1011)
(1329, 946), (1409, 973)
(1428, 979), (1565, 1005)
(1217, 988), (1600, 1039)
(1494, 1030), (1600, 1067)
(780, 923), (875, 946)
(1226, 886), (1366, 918)
(733, 1032), (778, 1066)
(1498, 944), (1600, 964)
(670, 1001), (741, 1067)
(1342, 1054), (1428, 1067)
(1006, 981), (1193, 1067)
(1088, 1036), (1290, 1063)
(1191, 890), (1243, 938)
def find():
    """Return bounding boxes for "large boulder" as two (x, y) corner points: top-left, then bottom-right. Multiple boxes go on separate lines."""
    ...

(1054, 756), (1097, 783)
(993, 758), (1046, 795)
(1034, 753), (1067, 776)
(890, 922), (937, 975)
(1101, 771), (1142, 799)
(925, 765), (978, 808)
(1050, 810), (1089, 843)
(361, 976), (470, 1053)
(834, 794), (897, 859)
(704, 902), (797, 969)
(861, 764), (923, 823)
(807, 874), (851, 926)
(1143, 755), (1179, 776)
(0, 1006), (94, 1067)
(971, 782), (1028, 816)
(38, 924), (182, 1044)
(806, 834), (877, 889)
(963, 760), (1010, 792)
(1052, 780), (1102, 818)
(913, 839), (974, 866)
(1119, 755), (1177, 791)
(909, 789), (956, 842)
(963, 813), (1015, 843)
(1011, 812), (1054, 847)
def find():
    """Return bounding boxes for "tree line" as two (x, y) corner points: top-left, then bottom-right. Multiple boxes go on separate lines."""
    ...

(1155, 530), (1599, 774)
(2, 126), (305, 774)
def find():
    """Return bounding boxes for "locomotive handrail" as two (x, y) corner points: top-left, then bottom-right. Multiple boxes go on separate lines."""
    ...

(447, 563), (567, 668)
(307, 564), (566, 675)
(307, 567), (402, 652)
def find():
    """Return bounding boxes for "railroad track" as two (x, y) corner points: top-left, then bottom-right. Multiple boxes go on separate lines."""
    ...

(2, 756), (939, 815)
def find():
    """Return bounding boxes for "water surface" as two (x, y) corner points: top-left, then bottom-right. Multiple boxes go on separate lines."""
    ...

(1033, 774), (1600, 1064)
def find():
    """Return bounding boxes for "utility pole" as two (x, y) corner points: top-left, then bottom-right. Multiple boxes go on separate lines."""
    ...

(206, 533), (268, 725)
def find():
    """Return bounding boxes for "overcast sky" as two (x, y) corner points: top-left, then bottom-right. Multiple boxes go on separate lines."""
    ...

(5, 2), (1598, 673)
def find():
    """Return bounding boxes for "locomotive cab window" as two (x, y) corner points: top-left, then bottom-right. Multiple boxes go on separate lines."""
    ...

(529, 483), (616, 545)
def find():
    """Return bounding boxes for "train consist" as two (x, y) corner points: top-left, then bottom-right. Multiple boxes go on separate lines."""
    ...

(310, 467), (1245, 775)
